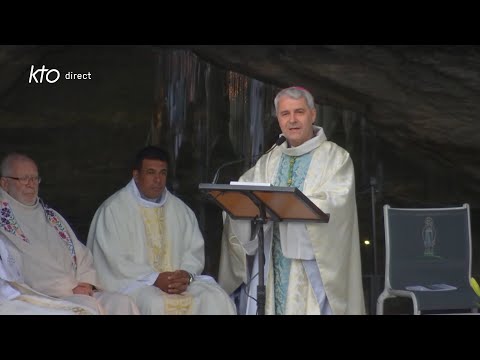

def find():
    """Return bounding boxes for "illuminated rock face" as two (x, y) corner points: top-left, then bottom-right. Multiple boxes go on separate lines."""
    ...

(1, 45), (480, 302)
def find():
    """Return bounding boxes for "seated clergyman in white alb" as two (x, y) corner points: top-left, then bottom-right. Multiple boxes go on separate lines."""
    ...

(0, 234), (97, 315)
(87, 146), (237, 315)
(0, 153), (140, 315)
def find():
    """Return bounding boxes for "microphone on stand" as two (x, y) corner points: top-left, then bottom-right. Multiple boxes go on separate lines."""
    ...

(211, 135), (286, 184)
(212, 158), (246, 184)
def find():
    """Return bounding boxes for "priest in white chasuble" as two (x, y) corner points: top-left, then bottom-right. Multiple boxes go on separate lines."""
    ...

(87, 146), (236, 315)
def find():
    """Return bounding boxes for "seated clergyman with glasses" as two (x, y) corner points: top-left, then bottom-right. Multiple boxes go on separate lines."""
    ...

(0, 152), (140, 315)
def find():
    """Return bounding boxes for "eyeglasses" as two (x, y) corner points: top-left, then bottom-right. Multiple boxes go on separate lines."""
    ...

(3, 176), (42, 185)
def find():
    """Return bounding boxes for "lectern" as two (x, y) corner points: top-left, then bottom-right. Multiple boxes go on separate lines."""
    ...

(199, 183), (329, 315)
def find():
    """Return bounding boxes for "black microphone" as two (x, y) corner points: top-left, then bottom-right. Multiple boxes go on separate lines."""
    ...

(271, 135), (286, 150)
(259, 134), (286, 158)
(211, 135), (286, 184)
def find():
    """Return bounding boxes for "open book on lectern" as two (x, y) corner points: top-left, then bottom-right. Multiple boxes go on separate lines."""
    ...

(198, 183), (330, 223)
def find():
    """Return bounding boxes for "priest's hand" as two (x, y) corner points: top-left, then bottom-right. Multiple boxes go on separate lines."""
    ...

(166, 270), (190, 294)
(73, 282), (94, 296)
(154, 270), (190, 294)
(154, 272), (173, 293)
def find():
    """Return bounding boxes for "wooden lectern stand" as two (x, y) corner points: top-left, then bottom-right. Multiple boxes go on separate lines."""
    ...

(199, 183), (329, 315)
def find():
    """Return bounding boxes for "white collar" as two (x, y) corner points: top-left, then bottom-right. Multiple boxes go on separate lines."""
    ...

(0, 188), (39, 210)
(127, 179), (168, 208)
(279, 126), (327, 157)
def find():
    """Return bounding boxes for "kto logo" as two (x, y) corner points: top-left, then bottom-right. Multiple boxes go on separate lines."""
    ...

(28, 65), (60, 84)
